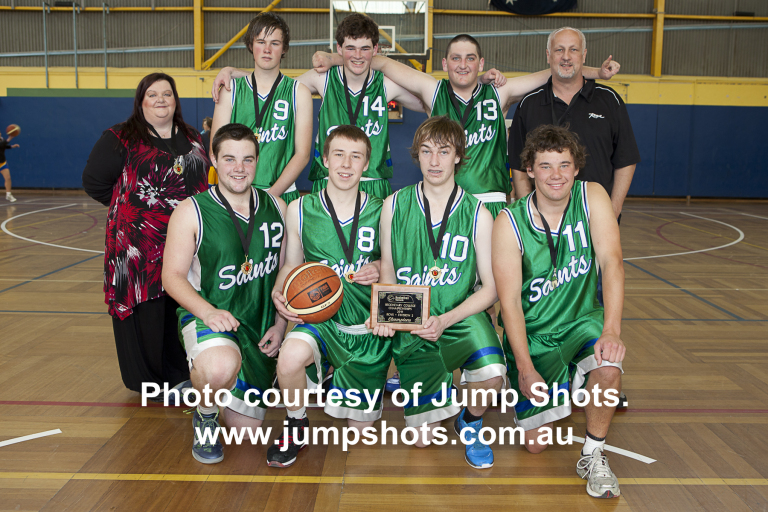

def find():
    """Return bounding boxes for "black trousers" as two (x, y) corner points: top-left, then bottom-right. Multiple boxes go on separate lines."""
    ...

(111, 295), (190, 392)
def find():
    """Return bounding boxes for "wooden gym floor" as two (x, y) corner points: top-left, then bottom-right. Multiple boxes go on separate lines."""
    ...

(0, 192), (766, 512)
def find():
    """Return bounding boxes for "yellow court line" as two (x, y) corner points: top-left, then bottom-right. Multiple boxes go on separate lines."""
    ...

(1, 472), (766, 486)
(631, 210), (768, 252)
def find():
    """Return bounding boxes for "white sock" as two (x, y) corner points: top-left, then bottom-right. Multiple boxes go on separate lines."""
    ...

(582, 434), (605, 456)
(197, 404), (218, 416)
(287, 406), (306, 420)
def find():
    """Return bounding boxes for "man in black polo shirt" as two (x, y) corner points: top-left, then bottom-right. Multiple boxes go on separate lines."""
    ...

(509, 27), (640, 220)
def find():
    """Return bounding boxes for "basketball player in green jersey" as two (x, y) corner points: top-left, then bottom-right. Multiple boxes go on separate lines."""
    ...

(493, 125), (625, 498)
(265, 125), (386, 467)
(315, 34), (619, 217)
(374, 116), (504, 469)
(211, 13), (312, 204)
(213, 13), (425, 199)
(163, 124), (288, 465)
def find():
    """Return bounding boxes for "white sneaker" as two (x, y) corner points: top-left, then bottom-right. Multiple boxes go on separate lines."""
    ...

(5, 192), (16, 202)
(577, 447), (621, 498)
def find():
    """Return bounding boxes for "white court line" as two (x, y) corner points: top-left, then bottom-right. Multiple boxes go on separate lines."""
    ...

(0, 204), (104, 254)
(729, 211), (768, 221)
(571, 436), (656, 464)
(624, 213), (744, 261)
(0, 429), (62, 448)
(0, 278), (102, 283)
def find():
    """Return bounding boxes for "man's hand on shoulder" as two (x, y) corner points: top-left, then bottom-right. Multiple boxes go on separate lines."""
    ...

(598, 56), (621, 80)
(480, 68), (507, 88)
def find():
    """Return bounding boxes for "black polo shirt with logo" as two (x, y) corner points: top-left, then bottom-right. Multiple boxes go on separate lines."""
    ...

(508, 77), (640, 195)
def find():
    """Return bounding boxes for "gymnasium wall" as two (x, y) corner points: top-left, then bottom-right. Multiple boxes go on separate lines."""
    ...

(0, 67), (767, 197)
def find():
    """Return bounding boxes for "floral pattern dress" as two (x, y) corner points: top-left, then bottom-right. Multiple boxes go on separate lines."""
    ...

(104, 129), (209, 320)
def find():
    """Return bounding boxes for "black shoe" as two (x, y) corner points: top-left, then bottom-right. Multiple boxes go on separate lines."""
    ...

(266, 416), (309, 468)
(618, 392), (628, 408)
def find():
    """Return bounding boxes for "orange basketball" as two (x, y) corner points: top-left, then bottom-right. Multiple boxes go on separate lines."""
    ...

(6, 124), (20, 138)
(283, 262), (343, 324)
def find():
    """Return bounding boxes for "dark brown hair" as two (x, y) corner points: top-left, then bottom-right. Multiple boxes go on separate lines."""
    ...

(244, 12), (290, 58)
(335, 13), (379, 47)
(211, 123), (259, 159)
(445, 34), (483, 60)
(409, 116), (467, 172)
(323, 125), (371, 161)
(119, 72), (194, 146)
(202, 117), (212, 130)
(520, 124), (587, 171)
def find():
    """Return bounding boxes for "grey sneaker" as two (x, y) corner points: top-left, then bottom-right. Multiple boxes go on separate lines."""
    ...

(192, 409), (224, 464)
(576, 447), (621, 498)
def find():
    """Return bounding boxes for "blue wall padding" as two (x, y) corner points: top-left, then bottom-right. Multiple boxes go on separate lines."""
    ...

(0, 96), (766, 197)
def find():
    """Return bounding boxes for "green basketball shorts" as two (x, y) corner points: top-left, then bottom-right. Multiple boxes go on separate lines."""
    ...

(503, 310), (624, 431)
(178, 310), (277, 420)
(394, 312), (506, 427)
(288, 320), (392, 422)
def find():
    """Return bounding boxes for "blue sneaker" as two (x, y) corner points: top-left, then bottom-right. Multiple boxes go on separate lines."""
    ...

(192, 409), (224, 464)
(453, 409), (494, 469)
(385, 372), (401, 392)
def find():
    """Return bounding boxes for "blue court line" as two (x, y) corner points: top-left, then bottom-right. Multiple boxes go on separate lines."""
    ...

(0, 254), (102, 295)
(624, 261), (744, 321)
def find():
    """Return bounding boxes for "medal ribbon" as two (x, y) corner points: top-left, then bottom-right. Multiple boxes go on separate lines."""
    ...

(147, 123), (180, 157)
(445, 81), (479, 128)
(342, 68), (370, 126)
(324, 190), (361, 266)
(251, 72), (283, 135)
(215, 185), (256, 269)
(422, 182), (459, 266)
(532, 190), (572, 281)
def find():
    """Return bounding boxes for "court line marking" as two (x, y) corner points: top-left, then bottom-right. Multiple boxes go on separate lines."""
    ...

(0, 279), (103, 283)
(0, 472), (765, 486)
(0, 400), (766, 414)
(571, 435), (655, 464)
(0, 204), (103, 254)
(624, 261), (743, 320)
(624, 213), (745, 261)
(0, 254), (103, 295)
(0, 429), (62, 448)
(728, 212), (768, 221)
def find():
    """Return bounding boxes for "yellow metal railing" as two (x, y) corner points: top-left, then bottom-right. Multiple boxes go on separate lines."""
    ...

(2, 4), (767, 76)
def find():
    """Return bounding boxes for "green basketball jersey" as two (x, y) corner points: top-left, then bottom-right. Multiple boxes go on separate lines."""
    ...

(185, 187), (285, 341)
(502, 180), (602, 335)
(309, 67), (392, 181)
(230, 74), (298, 190)
(431, 80), (510, 196)
(390, 183), (482, 316)
(299, 191), (382, 326)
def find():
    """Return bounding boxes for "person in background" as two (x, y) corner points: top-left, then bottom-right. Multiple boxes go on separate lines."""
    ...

(201, 116), (213, 155)
(82, 72), (210, 399)
(0, 132), (20, 202)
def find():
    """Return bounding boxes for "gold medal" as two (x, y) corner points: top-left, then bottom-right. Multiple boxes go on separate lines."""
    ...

(253, 130), (261, 143)
(429, 265), (443, 279)
(550, 270), (559, 288)
(241, 260), (253, 276)
(172, 160), (183, 175)
(344, 271), (356, 284)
